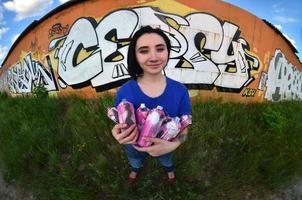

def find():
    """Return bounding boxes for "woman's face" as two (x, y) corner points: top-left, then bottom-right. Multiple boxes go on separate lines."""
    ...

(135, 33), (169, 76)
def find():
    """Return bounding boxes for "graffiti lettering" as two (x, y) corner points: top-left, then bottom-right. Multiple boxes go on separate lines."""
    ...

(91, 9), (138, 87)
(49, 23), (69, 38)
(52, 18), (104, 88)
(242, 88), (256, 97)
(165, 13), (221, 85)
(48, 7), (260, 92)
(6, 6), (263, 94)
(0, 73), (5, 92)
(7, 53), (58, 93)
(265, 49), (302, 101)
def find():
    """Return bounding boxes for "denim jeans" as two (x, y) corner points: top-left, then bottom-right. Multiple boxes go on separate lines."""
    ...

(124, 144), (174, 172)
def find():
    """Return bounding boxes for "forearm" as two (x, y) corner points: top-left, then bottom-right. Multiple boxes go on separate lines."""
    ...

(133, 128), (189, 157)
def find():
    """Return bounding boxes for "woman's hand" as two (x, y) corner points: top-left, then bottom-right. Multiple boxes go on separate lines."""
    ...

(133, 137), (181, 157)
(111, 123), (138, 144)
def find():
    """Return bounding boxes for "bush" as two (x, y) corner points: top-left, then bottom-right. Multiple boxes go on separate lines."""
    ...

(32, 84), (48, 98)
(259, 106), (286, 134)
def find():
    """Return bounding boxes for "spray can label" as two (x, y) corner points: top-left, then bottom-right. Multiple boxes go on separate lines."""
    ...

(136, 103), (150, 132)
(107, 107), (119, 123)
(159, 116), (181, 141)
(117, 99), (136, 127)
(137, 106), (165, 147)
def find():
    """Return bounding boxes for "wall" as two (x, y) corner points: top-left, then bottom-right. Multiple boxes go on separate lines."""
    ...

(0, 0), (301, 102)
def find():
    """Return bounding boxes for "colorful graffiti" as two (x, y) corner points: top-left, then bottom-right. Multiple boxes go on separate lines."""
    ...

(7, 54), (58, 93)
(265, 49), (302, 101)
(46, 7), (259, 92)
(242, 88), (256, 97)
(1, 2), (302, 102)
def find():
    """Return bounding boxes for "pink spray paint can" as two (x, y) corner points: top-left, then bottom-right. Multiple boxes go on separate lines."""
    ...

(137, 106), (165, 147)
(107, 107), (119, 123)
(179, 115), (192, 132)
(159, 117), (181, 141)
(117, 99), (136, 128)
(135, 103), (150, 132)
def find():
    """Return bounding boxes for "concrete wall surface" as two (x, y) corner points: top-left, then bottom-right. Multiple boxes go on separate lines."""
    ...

(0, 0), (301, 102)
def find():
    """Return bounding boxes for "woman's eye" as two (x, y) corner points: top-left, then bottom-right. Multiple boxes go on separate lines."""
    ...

(139, 50), (148, 54)
(157, 48), (165, 52)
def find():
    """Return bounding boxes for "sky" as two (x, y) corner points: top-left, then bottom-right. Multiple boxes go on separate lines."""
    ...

(222, 0), (302, 62)
(0, 0), (70, 67)
(0, 0), (301, 68)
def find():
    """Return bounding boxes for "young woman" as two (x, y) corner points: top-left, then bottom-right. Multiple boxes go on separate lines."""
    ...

(111, 26), (191, 183)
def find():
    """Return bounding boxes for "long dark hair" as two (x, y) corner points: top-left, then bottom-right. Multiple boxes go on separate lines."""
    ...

(127, 26), (171, 79)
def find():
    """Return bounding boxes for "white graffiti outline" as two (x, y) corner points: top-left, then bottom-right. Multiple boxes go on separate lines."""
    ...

(7, 6), (264, 94)
(265, 49), (302, 101)
(7, 53), (58, 94)
(49, 7), (260, 92)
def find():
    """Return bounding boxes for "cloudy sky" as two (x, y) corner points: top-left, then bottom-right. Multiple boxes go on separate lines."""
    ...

(0, 0), (301, 67)
(0, 0), (70, 67)
(223, 0), (302, 61)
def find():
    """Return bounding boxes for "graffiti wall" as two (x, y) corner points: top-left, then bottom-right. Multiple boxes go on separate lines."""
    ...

(0, 0), (301, 102)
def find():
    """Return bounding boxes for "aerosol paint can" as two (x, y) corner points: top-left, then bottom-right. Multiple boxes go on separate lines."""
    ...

(117, 99), (136, 128)
(159, 117), (181, 141)
(137, 106), (165, 147)
(179, 115), (192, 132)
(135, 103), (150, 132)
(107, 107), (119, 123)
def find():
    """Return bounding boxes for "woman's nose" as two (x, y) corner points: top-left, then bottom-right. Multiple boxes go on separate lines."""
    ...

(149, 50), (158, 61)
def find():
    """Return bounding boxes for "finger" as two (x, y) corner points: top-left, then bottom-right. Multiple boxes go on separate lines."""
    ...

(112, 126), (121, 139)
(132, 131), (139, 143)
(127, 127), (138, 140)
(143, 137), (164, 144)
(116, 124), (135, 139)
(120, 127), (138, 144)
(127, 128), (139, 144)
(112, 123), (127, 135)
(116, 123), (128, 130)
(133, 145), (143, 151)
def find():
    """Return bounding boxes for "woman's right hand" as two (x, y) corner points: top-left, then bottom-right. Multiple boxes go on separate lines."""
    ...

(111, 123), (138, 144)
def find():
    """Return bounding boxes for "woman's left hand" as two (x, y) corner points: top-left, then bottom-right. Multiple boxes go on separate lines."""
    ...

(133, 137), (180, 157)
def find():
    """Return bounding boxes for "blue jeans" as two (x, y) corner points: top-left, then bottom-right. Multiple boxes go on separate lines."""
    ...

(124, 144), (174, 172)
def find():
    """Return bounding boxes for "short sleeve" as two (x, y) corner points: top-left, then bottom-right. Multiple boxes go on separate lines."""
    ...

(114, 80), (134, 107)
(179, 88), (191, 116)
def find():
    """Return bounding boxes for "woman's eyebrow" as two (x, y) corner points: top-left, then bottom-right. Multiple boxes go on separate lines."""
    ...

(155, 44), (166, 48)
(137, 46), (149, 51)
(137, 43), (166, 50)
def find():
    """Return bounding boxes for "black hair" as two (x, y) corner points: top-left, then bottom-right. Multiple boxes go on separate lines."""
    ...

(127, 26), (171, 79)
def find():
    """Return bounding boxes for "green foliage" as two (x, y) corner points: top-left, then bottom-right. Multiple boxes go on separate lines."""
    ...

(32, 83), (48, 98)
(0, 94), (302, 200)
(259, 105), (286, 134)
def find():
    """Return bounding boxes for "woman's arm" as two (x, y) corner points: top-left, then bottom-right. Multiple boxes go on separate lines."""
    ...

(133, 128), (188, 157)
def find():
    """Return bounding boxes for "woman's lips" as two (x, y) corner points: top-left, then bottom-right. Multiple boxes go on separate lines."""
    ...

(147, 63), (162, 68)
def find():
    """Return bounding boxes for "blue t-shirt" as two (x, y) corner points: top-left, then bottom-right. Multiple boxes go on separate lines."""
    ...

(115, 77), (191, 118)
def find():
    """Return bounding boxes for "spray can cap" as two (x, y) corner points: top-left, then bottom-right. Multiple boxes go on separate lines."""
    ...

(157, 105), (163, 110)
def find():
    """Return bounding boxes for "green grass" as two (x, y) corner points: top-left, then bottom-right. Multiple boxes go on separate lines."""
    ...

(0, 92), (302, 200)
